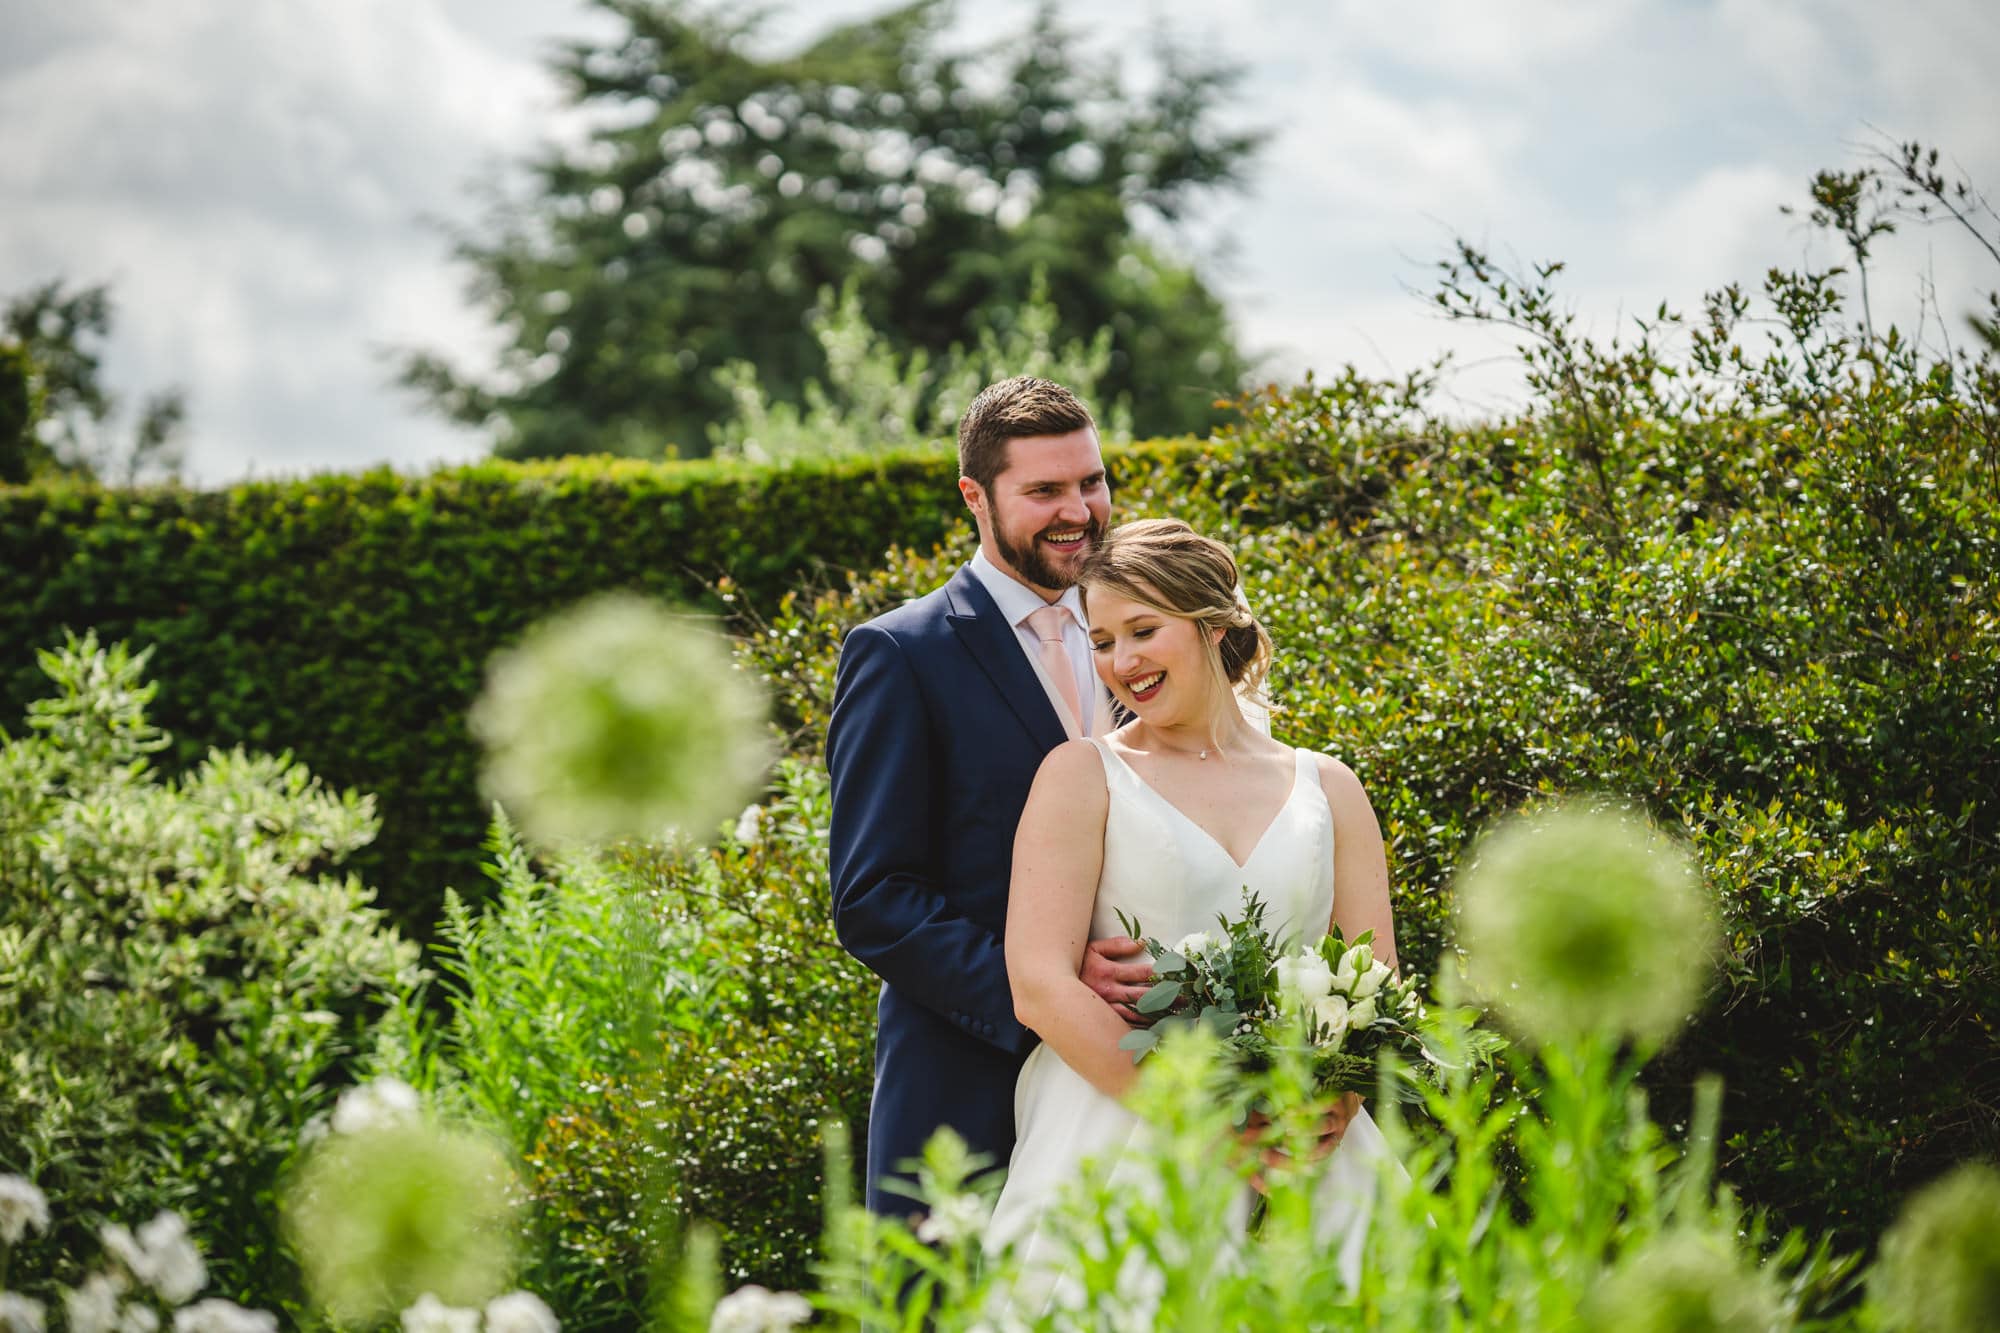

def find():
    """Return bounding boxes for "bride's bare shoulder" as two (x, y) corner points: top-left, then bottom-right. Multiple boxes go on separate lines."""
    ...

(1031, 737), (1110, 789)
(1305, 750), (1378, 818)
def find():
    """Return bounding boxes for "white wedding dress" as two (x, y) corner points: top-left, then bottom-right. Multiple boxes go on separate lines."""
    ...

(986, 738), (1395, 1309)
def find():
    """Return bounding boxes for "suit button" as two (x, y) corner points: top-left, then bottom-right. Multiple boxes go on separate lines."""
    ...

(981, 1022), (994, 1037)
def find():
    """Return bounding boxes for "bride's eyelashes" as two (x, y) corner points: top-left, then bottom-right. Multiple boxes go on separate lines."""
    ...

(1089, 627), (1157, 654)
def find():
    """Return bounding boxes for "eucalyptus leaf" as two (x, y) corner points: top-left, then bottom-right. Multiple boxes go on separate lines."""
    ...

(1137, 979), (1183, 1015)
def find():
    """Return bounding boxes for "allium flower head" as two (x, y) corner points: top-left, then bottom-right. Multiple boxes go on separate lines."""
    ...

(470, 592), (772, 847)
(1588, 1229), (1786, 1331)
(285, 1121), (522, 1326)
(708, 1284), (811, 1333)
(1869, 1161), (2000, 1332)
(1454, 803), (1716, 1047)
(0, 1175), (49, 1245)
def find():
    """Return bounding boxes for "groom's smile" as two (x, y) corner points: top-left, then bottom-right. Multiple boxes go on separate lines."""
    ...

(965, 426), (1111, 597)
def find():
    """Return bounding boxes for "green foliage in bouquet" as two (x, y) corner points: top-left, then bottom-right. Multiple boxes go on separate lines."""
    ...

(1112, 892), (1471, 1104)
(0, 635), (422, 1307)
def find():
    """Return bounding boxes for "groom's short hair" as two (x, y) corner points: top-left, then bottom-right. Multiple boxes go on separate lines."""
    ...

(957, 376), (1096, 496)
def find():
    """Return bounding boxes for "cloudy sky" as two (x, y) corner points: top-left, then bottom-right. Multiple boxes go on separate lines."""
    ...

(3, 0), (1996, 484)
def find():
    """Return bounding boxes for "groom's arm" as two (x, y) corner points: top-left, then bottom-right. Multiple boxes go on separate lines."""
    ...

(826, 622), (1036, 1056)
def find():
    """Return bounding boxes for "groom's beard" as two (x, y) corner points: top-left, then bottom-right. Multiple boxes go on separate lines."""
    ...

(995, 512), (1106, 591)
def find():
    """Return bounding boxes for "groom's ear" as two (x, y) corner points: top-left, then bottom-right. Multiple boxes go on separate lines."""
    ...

(958, 475), (985, 518)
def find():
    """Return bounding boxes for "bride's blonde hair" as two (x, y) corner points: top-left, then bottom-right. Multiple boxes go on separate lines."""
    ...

(1078, 519), (1274, 710)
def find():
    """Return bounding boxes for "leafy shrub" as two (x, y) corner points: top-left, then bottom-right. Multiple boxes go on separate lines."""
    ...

(408, 762), (874, 1322)
(0, 440), (1203, 930)
(0, 635), (422, 1306)
(736, 247), (2000, 1244)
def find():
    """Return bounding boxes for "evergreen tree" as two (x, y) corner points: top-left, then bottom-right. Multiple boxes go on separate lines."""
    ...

(400, 0), (1263, 458)
(1, 279), (186, 485)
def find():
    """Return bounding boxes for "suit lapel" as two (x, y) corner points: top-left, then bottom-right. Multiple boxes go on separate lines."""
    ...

(944, 567), (1072, 753)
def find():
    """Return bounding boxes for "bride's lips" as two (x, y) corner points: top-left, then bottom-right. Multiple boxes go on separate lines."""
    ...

(1125, 669), (1165, 703)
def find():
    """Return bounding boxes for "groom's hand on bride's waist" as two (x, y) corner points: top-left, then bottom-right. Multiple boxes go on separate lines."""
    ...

(1081, 935), (1155, 1026)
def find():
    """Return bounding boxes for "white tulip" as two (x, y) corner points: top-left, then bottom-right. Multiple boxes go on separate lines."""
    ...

(1348, 996), (1378, 1029)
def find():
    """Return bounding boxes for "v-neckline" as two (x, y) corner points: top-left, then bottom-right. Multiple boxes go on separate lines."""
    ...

(1101, 742), (1304, 871)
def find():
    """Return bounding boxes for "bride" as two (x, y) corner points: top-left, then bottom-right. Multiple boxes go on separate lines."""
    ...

(984, 518), (1400, 1301)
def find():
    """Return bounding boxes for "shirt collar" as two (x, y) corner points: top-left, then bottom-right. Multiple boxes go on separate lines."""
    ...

(969, 547), (1085, 630)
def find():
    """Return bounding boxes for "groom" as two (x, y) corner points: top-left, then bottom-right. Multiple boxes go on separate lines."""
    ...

(826, 375), (1153, 1213)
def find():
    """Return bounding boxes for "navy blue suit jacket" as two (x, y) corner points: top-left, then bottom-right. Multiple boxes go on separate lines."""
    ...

(826, 564), (1077, 1212)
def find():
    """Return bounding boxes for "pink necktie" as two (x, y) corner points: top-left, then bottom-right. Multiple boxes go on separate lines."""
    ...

(1025, 604), (1084, 739)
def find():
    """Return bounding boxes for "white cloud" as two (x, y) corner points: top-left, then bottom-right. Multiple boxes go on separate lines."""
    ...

(2, 0), (1996, 482)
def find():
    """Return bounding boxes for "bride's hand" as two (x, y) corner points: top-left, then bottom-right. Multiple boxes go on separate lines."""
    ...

(1237, 1093), (1363, 1194)
(1080, 935), (1154, 1025)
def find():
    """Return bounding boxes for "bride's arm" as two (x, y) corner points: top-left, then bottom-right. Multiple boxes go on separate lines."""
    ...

(1006, 740), (1141, 1100)
(1315, 754), (1398, 971)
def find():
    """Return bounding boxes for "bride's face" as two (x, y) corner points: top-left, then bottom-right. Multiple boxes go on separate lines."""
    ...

(1085, 583), (1224, 723)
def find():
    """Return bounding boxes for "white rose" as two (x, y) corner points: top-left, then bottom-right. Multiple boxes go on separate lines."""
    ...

(1172, 931), (1219, 961)
(331, 1077), (423, 1136)
(1277, 948), (1335, 1006)
(0, 1175), (50, 1245)
(709, 1285), (812, 1333)
(399, 1295), (480, 1333)
(1313, 993), (1350, 1038)
(484, 1292), (560, 1333)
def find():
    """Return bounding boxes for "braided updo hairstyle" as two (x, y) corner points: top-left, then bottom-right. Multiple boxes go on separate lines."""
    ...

(1077, 518), (1274, 706)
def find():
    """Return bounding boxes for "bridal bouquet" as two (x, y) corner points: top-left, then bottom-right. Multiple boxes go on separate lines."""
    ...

(1115, 890), (1437, 1097)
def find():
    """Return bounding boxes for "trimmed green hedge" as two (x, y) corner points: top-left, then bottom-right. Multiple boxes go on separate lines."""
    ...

(0, 442), (1203, 926)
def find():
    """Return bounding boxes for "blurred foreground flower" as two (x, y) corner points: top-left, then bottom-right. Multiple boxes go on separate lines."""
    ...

(470, 592), (771, 846)
(1588, 1229), (1786, 1332)
(1869, 1161), (2000, 1333)
(170, 1300), (279, 1333)
(483, 1291), (560, 1333)
(400, 1294), (481, 1333)
(285, 1117), (523, 1326)
(1454, 803), (1716, 1047)
(708, 1284), (811, 1333)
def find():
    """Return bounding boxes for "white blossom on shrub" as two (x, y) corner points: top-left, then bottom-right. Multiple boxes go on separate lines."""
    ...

(170, 1300), (279, 1333)
(330, 1077), (424, 1136)
(100, 1213), (206, 1306)
(0, 1176), (50, 1245)
(915, 1191), (992, 1247)
(399, 1294), (482, 1333)
(0, 1293), (46, 1333)
(62, 1276), (123, 1333)
(483, 1291), (559, 1333)
(708, 1284), (811, 1333)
